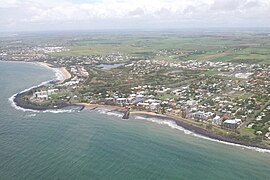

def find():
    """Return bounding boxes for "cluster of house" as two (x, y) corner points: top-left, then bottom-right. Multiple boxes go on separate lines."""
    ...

(104, 92), (243, 129)
(33, 46), (69, 53)
(62, 66), (89, 87)
(186, 111), (242, 129)
(69, 66), (89, 77)
(101, 83), (244, 129)
(51, 53), (132, 66)
(32, 89), (59, 100)
(75, 59), (269, 132)
(248, 121), (270, 138)
(105, 94), (145, 105)
(22, 55), (267, 133)
(129, 59), (270, 79)
(0, 46), (68, 61)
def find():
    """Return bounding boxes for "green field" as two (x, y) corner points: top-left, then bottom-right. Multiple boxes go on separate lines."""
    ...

(49, 32), (270, 64)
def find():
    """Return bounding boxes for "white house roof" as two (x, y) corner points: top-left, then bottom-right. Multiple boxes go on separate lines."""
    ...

(136, 94), (144, 98)
(213, 116), (221, 120)
(224, 119), (241, 124)
(116, 98), (127, 100)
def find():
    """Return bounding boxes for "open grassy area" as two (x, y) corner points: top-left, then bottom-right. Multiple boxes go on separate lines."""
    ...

(240, 127), (256, 137)
(229, 92), (254, 100)
(49, 32), (270, 64)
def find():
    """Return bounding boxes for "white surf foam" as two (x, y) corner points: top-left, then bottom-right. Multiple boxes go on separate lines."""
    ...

(106, 111), (124, 118)
(42, 109), (75, 114)
(135, 116), (193, 134)
(26, 113), (37, 117)
(97, 109), (110, 114)
(97, 109), (124, 118)
(9, 63), (67, 113)
(8, 79), (51, 113)
(30, 62), (66, 82)
(52, 68), (65, 81)
(134, 116), (270, 153)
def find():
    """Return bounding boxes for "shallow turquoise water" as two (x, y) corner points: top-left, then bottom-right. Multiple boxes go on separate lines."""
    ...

(0, 61), (270, 180)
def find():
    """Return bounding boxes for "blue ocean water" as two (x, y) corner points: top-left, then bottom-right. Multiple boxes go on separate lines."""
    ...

(0, 61), (270, 180)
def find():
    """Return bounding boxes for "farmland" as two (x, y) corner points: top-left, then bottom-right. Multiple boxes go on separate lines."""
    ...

(47, 32), (270, 64)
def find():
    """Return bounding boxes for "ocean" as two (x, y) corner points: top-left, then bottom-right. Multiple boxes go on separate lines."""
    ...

(0, 61), (270, 180)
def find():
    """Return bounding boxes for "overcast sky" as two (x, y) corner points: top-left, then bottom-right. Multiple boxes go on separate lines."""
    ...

(1, 0), (270, 32)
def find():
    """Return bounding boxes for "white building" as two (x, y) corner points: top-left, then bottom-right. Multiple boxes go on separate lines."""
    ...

(223, 119), (242, 129)
(149, 102), (161, 111)
(47, 89), (59, 95)
(131, 94), (145, 104)
(212, 115), (222, 126)
(189, 111), (214, 121)
(115, 98), (128, 104)
(32, 89), (59, 100)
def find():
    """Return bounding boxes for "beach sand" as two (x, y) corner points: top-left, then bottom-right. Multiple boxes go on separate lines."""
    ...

(33, 61), (71, 83)
(58, 67), (71, 83)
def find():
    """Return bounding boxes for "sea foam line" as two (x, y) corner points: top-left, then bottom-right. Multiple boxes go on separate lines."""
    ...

(8, 62), (270, 152)
(8, 63), (71, 113)
(9, 80), (50, 113)
(97, 109), (124, 118)
(34, 62), (64, 81)
(93, 109), (270, 153)
(134, 116), (270, 154)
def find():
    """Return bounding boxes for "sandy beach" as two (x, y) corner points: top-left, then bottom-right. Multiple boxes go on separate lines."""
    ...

(9, 60), (79, 111)
(33, 61), (71, 83)
(57, 67), (72, 83)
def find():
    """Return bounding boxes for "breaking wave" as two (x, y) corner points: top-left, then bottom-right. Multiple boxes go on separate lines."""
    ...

(8, 80), (50, 113)
(97, 109), (124, 118)
(134, 116), (270, 153)
(25, 113), (37, 117)
(42, 109), (75, 114)
(9, 63), (68, 113)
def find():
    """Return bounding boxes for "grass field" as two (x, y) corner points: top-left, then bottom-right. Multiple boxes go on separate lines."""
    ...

(49, 32), (270, 64)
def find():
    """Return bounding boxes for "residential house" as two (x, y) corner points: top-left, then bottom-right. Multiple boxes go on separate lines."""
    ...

(223, 119), (242, 129)
(115, 98), (128, 105)
(212, 115), (222, 126)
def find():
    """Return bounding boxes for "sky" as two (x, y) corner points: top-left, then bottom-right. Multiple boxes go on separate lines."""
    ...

(1, 0), (270, 32)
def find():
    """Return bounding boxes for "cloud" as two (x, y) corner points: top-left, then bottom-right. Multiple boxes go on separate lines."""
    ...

(0, 0), (18, 8)
(243, 0), (260, 8)
(210, 0), (246, 11)
(128, 8), (145, 17)
(0, 0), (270, 31)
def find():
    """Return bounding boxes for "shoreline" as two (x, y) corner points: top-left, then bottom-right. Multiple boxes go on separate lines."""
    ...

(33, 61), (72, 83)
(81, 103), (270, 152)
(7, 61), (83, 112)
(4, 61), (270, 152)
(34, 61), (54, 67)
(58, 67), (72, 83)
(0, 60), (72, 83)
(13, 88), (84, 111)
(133, 112), (270, 151)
